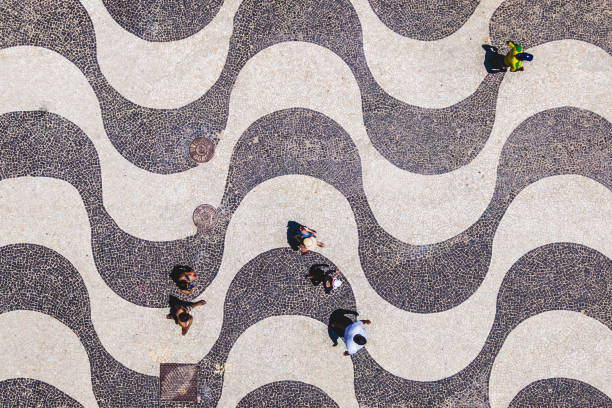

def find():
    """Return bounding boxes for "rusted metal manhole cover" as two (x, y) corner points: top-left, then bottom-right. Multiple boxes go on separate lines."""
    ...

(193, 204), (219, 231)
(189, 137), (215, 163)
(159, 363), (198, 401)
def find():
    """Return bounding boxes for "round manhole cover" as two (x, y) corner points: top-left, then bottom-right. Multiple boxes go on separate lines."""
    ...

(189, 137), (215, 163)
(193, 204), (219, 231)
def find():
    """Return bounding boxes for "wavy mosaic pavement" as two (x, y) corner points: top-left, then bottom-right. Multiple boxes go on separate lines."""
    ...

(490, 0), (612, 54)
(352, 243), (611, 407)
(1, 106), (609, 312)
(3, 0), (608, 175)
(508, 378), (612, 408)
(1, 0), (610, 406)
(0, 0), (498, 174)
(101, 0), (223, 42)
(2, 41), (609, 247)
(236, 381), (340, 408)
(0, 245), (159, 407)
(1, 240), (609, 407)
(0, 378), (83, 408)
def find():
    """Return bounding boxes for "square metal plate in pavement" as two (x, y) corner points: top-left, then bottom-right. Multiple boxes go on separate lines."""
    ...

(159, 363), (198, 402)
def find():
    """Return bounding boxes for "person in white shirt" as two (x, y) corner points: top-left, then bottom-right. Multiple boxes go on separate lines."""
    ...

(328, 309), (371, 356)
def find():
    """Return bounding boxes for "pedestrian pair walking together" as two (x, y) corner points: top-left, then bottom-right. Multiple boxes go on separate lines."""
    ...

(167, 264), (206, 335)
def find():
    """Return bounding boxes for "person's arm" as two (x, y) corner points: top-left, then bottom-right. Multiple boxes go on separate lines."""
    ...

(180, 288), (193, 295)
(302, 226), (317, 236)
(339, 309), (358, 316)
(184, 300), (206, 308)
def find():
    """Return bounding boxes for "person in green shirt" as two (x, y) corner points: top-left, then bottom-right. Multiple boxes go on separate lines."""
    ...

(504, 41), (533, 72)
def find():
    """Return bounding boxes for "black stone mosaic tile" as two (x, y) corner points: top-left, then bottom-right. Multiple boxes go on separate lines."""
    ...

(192, 248), (356, 408)
(1, 107), (609, 314)
(509, 378), (612, 408)
(0, 378), (83, 408)
(0, 111), (223, 308)
(160, 244), (609, 408)
(195, 106), (611, 313)
(1, 0), (608, 178)
(361, 73), (502, 174)
(1, 1), (610, 407)
(101, 0), (223, 42)
(1, 0), (504, 175)
(0, 243), (354, 407)
(490, 0), (611, 54)
(366, 0), (479, 40)
(0, 231), (609, 407)
(0, 244), (159, 407)
(352, 242), (611, 407)
(236, 381), (339, 407)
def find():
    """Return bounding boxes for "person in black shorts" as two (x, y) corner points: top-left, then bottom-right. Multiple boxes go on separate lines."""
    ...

(306, 264), (342, 294)
(167, 295), (206, 335)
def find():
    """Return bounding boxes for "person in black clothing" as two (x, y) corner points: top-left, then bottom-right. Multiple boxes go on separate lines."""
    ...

(307, 264), (341, 294)
(328, 309), (371, 356)
(170, 265), (198, 295)
(167, 295), (206, 336)
(328, 309), (370, 343)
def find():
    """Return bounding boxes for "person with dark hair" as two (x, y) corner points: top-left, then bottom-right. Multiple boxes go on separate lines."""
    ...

(167, 295), (206, 336)
(307, 264), (342, 294)
(328, 309), (370, 356)
(504, 41), (533, 72)
(294, 224), (326, 255)
(170, 265), (198, 295)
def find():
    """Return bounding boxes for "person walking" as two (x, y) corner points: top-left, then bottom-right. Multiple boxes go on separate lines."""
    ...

(170, 265), (198, 295)
(167, 295), (206, 336)
(328, 309), (371, 356)
(504, 41), (533, 72)
(307, 264), (342, 294)
(294, 224), (326, 255)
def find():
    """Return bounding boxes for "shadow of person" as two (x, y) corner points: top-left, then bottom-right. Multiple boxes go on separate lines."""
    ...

(482, 44), (507, 73)
(287, 221), (301, 250)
